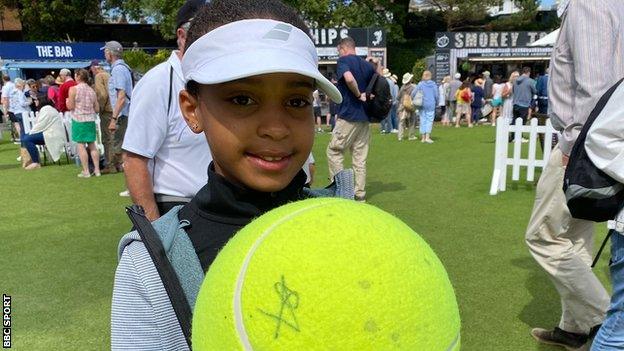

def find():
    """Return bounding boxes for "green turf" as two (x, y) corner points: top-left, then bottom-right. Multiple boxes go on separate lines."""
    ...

(0, 126), (611, 350)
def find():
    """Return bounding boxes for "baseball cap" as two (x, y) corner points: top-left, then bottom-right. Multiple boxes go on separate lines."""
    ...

(100, 41), (123, 55)
(454, 73), (461, 79)
(90, 59), (100, 68)
(182, 19), (342, 103)
(176, 0), (208, 29)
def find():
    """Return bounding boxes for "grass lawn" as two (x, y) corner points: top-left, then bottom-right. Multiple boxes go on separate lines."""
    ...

(0, 125), (611, 350)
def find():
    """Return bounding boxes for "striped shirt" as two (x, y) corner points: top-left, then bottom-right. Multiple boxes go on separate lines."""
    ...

(72, 82), (97, 122)
(548, 0), (624, 155)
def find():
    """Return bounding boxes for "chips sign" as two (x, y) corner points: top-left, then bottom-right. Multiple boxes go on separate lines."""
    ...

(0, 42), (105, 61)
(311, 28), (386, 48)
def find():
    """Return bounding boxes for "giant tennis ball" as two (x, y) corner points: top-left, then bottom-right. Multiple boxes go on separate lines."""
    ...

(192, 197), (460, 350)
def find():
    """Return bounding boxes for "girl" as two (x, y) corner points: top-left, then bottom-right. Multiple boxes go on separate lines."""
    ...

(111, 1), (343, 350)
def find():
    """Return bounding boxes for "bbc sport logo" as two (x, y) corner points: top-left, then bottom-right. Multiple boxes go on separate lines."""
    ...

(3, 294), (10, 349)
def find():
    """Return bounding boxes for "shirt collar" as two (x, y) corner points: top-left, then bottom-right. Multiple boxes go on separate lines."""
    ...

(111, 59), (125, 68)
(167, 50), (184, 81)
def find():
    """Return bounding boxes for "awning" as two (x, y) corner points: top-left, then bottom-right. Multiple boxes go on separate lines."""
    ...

(468, 57), (551, 62)
(1, 61), (94, 70)
(529, 29), (560, 47)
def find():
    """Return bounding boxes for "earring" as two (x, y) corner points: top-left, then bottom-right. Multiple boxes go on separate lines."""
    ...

(192, 124), (198, 131)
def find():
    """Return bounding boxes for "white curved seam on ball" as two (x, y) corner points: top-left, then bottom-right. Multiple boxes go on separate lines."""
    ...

(446, 333), (460, 351)
(234, 199), (343, 350)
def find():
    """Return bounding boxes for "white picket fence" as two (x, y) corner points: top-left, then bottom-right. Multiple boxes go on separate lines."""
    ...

(489, 117), (558, 195)
(22, 111), (105, 162)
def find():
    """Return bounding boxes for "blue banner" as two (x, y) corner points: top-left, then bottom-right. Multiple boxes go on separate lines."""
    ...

(0, 42), (105, 60)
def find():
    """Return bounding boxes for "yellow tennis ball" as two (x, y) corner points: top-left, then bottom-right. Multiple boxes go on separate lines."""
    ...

(192, 197), (460, 350)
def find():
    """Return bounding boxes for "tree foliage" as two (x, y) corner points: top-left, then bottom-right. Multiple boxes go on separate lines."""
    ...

(0, 0), (103, 41)
(102, 0), (185, 40)
(123, 49), (172, 73)
(488, 0), (540, 30)
(418, 0), (500, 31)
(284, 0), (411, 43)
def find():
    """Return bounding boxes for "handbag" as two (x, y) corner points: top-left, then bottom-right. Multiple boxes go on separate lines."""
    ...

(412, 89), (424, 108)
(481, 103), (493, 117)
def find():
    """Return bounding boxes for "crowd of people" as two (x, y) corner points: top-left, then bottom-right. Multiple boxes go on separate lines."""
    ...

(0, 40), (133, 194)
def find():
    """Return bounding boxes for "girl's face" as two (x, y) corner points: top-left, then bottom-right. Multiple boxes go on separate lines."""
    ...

(180, 73), (316, 192)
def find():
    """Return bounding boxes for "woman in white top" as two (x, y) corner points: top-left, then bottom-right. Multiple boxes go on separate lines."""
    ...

(20, 93), (66, 170)
(490, 76), (505, 126)
(501, 71), (519, 124)
(439, 76), (451, 126)
(9, 78), (32, 142)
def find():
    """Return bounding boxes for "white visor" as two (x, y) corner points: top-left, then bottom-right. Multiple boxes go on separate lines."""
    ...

(182, 19), (342, 103)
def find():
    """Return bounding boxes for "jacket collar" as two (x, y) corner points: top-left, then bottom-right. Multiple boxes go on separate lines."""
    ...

(188, 162), (307, 222)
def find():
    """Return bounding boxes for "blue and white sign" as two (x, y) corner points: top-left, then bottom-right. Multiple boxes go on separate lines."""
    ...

(0, 42), (105, 61)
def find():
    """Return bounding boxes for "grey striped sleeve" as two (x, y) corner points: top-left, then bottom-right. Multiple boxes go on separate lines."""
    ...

(111, 241), (189, 351)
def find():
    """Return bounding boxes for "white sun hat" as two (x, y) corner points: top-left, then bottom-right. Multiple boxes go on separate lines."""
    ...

(182, 19), (342, 103)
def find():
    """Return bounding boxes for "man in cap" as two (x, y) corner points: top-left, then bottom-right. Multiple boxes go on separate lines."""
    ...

(380, 68), (398, 134)
(121, 0), (211, 220)
(448, 73), (462, 123)
(90, 59), (115, 173)
(526, 1), (624, 349)
(102, 40), (133, 182)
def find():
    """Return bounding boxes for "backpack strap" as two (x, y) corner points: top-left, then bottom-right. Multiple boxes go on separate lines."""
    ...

(125, 205), (193, 348)
(167, 65), (174, 116)
(117, 62), (134, 102)
(365, 73), (379, 99)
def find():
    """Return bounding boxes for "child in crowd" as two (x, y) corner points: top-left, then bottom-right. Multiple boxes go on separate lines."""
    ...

(110, 0), (342, 349)
(455, 81), (473, 128)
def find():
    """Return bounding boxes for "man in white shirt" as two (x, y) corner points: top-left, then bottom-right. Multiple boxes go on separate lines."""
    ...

(122, 0), (211, 221)
(526, 1), (624, 349)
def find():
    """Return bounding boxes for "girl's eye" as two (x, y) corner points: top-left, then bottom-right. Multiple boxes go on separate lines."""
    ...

(287, 98), (311, 108)
(231, 96), (255, 106)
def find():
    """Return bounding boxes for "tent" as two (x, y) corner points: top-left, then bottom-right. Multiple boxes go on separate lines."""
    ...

(529, 29), (560, 47)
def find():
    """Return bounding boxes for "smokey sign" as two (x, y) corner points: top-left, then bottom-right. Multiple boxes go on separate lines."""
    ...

(435, 32), (548, 49)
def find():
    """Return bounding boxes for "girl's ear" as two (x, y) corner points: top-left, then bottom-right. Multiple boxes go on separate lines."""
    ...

(179, 89), (204, 134)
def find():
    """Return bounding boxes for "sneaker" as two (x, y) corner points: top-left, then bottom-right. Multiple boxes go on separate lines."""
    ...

(16, 156), (21, 162)
(24, 163), (41, 170)
(408, 136), (417, 141)
(119, 190), (130, 197)
(77, 172), (91, 178)
(94, 172), (101, 177)
(354, 196), (366, 203)
(522, 138), (529, 143)
(530, 327), (589, 350)
(425, 139), (434, 144)
(391, 129), (398, 134)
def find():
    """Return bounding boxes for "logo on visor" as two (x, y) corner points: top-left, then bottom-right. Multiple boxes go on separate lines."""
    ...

(263, 23), (293, 41)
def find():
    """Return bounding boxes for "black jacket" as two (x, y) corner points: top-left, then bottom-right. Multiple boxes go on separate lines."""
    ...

(178, 163), (308, 271)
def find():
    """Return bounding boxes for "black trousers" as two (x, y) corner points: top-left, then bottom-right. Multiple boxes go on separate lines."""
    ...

(512, 105), (529, 124)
